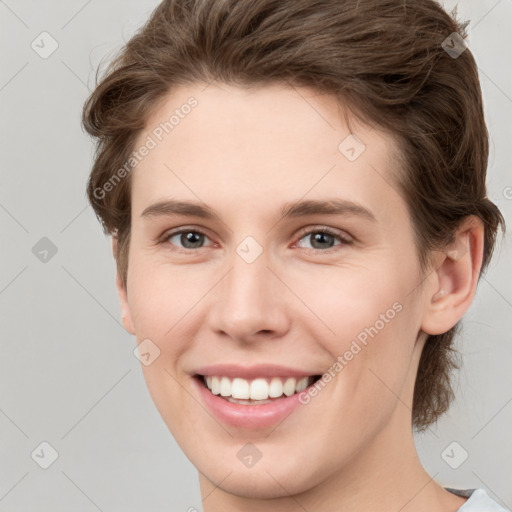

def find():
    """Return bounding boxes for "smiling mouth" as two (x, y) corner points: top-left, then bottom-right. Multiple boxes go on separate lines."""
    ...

(195, 374), (322, 405)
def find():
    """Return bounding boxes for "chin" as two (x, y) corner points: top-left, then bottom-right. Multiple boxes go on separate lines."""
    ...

(204, 466), (315, 500)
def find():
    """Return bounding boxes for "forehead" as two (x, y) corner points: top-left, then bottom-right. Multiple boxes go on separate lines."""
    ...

(130, 83), (406, 224)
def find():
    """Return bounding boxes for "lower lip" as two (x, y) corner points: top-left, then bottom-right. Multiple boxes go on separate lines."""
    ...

(192, 376), (307, 429)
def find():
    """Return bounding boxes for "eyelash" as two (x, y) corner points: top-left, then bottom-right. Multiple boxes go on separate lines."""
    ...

(295, 226), (352, 252)
(159, 226), (352, 254)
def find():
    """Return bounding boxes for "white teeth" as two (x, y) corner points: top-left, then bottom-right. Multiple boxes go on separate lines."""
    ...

(231, 378), (250, 399)
(250, 378), (268, 400)
(283, 377), (296, 396)
(202, 375), (315, 400)
(268, 377), (283, 398)
(296, 376), (308, 392)
(219, 377), (231, 397)
(211, 376), (220, 395)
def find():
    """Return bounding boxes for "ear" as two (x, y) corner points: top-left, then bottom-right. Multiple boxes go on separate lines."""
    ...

(112, 237), (136, 335)
(421, 216), (485, 335)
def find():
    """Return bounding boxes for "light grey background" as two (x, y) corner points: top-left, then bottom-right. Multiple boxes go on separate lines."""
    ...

(0, 0), (510, 510)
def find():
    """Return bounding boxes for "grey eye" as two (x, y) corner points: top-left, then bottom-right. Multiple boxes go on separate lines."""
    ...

(168, 230), (208, 249)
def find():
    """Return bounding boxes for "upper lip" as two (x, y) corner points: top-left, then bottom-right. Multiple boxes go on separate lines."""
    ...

(192, 364), (321, 380)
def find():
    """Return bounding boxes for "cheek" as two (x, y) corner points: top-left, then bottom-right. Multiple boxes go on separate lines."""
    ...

(126, 252), (211, 341)
(286, 262), (412, 345)
(299, 260), (421, 402)
(303, 301), (418, 462)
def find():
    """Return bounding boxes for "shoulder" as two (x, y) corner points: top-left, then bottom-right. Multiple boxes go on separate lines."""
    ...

(446, 488), (511, 512)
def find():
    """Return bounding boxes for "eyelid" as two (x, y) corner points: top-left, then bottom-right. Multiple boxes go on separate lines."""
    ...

(289, 225), (353, 255)
(294, 225), (353, 244)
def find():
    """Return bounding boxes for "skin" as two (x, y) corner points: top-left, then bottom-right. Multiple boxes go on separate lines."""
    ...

(115, 82), (483, 511)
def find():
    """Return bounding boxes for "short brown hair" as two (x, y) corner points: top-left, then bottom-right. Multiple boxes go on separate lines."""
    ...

(82, 0), (505, 430)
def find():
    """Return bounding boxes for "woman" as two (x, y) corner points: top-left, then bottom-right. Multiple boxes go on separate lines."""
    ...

(83, 0), (508, 510)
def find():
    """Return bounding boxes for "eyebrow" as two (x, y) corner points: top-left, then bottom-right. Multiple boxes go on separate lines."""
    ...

(141, 198), (376, 223)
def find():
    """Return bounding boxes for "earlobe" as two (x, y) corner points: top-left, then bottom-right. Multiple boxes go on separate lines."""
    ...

(421, 217), (484, 336)
(112, 237), (136, 335)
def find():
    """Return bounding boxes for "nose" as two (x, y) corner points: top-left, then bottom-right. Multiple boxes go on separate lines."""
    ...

(208, 249), (291, 343)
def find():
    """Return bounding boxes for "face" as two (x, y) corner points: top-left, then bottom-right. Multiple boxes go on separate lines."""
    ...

(120, 83), (433, 498)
